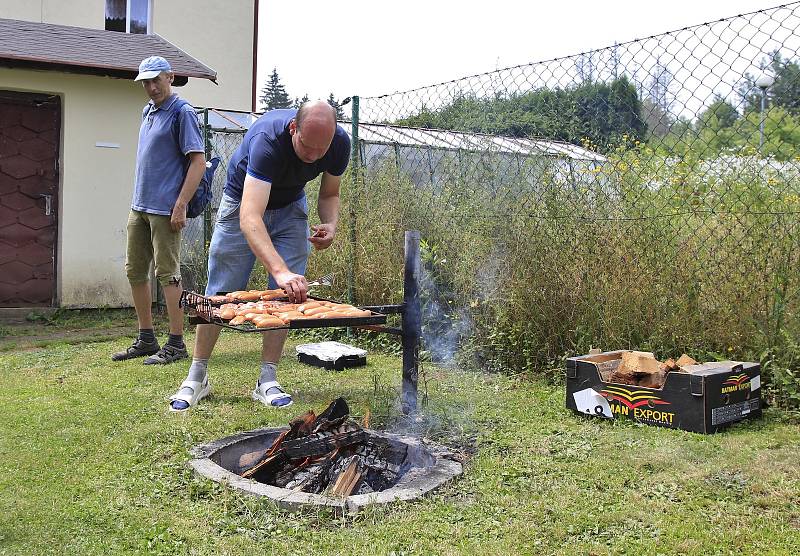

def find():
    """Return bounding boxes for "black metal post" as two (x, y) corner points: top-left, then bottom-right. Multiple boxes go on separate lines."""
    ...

(348, 96), (359, 306)
(402, 230), (421, 414)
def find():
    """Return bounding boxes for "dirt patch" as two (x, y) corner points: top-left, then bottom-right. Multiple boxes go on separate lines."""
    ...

(0, 324), (134, 352)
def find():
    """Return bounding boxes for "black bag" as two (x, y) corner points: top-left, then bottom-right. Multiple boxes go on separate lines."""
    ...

(171, 99), (219, 218)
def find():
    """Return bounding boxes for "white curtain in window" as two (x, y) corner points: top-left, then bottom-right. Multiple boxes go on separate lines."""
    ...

(105, 0), (126, 20)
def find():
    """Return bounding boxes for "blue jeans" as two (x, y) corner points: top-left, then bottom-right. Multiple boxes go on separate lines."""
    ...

(205, 194), (310, 296)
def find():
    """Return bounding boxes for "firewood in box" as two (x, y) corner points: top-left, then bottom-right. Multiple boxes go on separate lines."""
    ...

(609, 351), (668, 388)
(610, 351), (654, 385)
(676, 353), (698, 371)
(661, 358), (679, 372)
(638, 368), (667, 389)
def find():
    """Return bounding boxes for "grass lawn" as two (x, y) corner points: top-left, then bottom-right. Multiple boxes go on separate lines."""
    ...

(1, 316), (799, 555)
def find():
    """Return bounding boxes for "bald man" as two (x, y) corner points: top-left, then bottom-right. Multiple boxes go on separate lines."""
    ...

(169, 101), (350, 412)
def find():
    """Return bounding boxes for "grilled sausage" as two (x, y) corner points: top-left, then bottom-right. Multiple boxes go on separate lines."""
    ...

(298, 301), (322, 312)
(254, 315), (284, 328)
(302, 306), (330, 316)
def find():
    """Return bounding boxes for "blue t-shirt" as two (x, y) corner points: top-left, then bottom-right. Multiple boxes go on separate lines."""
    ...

(132, 94), (205, 215)
(224, 109), (351, 209)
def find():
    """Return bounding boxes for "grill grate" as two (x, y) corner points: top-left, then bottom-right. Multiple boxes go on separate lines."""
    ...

(179, 290), (387, 332)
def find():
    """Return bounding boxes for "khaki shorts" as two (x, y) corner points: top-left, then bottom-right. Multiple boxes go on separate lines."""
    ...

(125, 210), (181, 286)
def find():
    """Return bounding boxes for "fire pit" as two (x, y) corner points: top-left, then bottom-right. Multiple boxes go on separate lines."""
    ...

(188, 399), (462, 513)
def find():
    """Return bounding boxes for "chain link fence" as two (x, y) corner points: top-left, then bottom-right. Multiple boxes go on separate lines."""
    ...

(184, 3), (800, 404)
(180, 119), (244, 293)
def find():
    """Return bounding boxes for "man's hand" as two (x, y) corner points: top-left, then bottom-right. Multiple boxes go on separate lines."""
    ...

(309, 223), (336, 250)
(274, 270), (308, 303)
(170, 202), (187, 231)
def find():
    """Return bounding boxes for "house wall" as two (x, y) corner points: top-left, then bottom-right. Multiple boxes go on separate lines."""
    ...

(0, 0), (103, 29)
(0, 67), (146, 307)
(0, 0), (256, 111)
(154, 0), (256, 111)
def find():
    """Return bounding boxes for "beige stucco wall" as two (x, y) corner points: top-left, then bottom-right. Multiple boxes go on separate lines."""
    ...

(154, 0), (255, 111)
(0, 0), (256, 111)
(0, 68), (146, 307)
(0, 0), (103, 29)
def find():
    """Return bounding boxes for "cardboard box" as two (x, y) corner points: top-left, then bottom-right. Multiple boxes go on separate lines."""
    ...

(566, 350), (762, 433)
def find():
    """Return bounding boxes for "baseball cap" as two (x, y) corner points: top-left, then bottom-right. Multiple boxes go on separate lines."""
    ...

(134, 56), (171, 81)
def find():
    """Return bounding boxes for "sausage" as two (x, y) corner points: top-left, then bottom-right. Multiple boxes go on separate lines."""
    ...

(341, 309), (371, 317)
(254, 315), (285, 328)
(275, 311), (303, 323)
(302, 306), (330, 316)
(298, 301), (322, 312)
(322, 303), (355, 311)
(317, 310), (352, 319)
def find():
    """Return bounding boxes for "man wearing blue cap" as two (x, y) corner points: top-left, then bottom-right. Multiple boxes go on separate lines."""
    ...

(112, 56), (207, 365)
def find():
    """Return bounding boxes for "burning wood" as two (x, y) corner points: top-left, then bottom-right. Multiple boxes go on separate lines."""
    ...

(607, 351), (703, 389)
(241, 398), (404, 496)
(328, 457), (364, 497)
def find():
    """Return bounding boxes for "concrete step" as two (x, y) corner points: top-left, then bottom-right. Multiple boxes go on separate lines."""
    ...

(0, 307), (56, 323)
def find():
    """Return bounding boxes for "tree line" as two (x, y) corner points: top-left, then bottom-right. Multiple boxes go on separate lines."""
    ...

(259, 68), (346, 120)
(396, 51), (800, 160)
(260, 53), (799, 160)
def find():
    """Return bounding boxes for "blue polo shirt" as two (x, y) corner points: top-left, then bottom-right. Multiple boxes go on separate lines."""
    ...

(224, 109), (350, 209)
(132, 94), (204, 215)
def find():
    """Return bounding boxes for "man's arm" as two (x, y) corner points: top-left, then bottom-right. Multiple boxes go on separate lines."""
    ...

(170, 151), (206, 231)
(240, 174), (308, 302)
(309, 172), (341, 251)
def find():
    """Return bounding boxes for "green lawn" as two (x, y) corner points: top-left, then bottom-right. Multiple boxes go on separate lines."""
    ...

(1, 318), (799, 555)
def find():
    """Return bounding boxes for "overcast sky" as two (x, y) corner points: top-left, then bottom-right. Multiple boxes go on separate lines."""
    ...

(256, 0), (791, 107)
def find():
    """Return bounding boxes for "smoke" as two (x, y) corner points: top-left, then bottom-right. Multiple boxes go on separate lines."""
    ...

(472, 243), (506, 305)
(418, 262), (474, 366)
(380, 244), (509, 448)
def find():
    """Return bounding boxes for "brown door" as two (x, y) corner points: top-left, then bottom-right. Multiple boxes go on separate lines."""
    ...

(0, 91), (61, 307)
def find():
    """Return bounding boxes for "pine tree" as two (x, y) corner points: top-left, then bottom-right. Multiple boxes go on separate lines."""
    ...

(293, 94), (310, 109)
(327, 93), (345, 120)
(259, 68), (292, 110)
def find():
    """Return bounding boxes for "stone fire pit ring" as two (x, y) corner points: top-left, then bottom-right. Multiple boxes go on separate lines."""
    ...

(189, 427), (463, 513)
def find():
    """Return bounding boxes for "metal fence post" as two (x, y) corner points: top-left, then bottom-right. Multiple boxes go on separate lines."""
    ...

(348, 96), (360, 306)
(202, 108), (212, 261)
(402, 230), (421, 414)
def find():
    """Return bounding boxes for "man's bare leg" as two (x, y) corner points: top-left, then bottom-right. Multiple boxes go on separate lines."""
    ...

(261, 329), (288, 363)
(161, 282), (184, 336)
(130, 281), (153, 329)
(194, 323), (223, 358)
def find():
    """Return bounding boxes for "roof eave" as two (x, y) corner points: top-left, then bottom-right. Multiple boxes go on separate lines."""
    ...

(0, 55), (216, 85)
